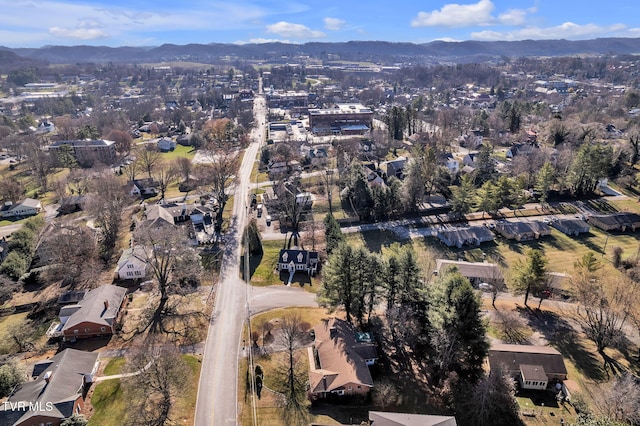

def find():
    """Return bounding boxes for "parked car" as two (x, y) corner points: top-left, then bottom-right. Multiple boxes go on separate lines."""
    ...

(266, 215), (272, 226)
(478, 282), (493, 291)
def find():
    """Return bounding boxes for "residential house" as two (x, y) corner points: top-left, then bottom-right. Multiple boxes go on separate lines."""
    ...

(0, 349), (99, 426)
(158, 202), (194, 224)
(368, 411), (457, 426)
(462, 152), (478, 167)
(157, 137), (176, 152)
(382, 156), (407, 180)
(49, 139), (116, 166)
(57, 195), (87, 215)
(458, 131), (483, 148)
(551, 219), (590, 236)
(307, 147), (328, 168)
(506, 143), (539, 159)
(0, 198), (42, 218)
(308, 318), (377, 400)
(488, 343), (568, 391)
(438, 153), (459, 176)
(115, 246), (148, 281)
(494, 221), (551, 241)
(588, 212), (640, 232)
(276, 249), (319, 276)
(434, 259), (503, 286)
(46, 284), (127, 341)
(191, 205), (216, 244)
(437, 226), (494, 248)
(130, 178), (158, 198)
(140, 204), (176, 229)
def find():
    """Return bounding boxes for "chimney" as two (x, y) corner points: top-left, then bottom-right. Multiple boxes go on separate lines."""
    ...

(43, 371), (52, 383)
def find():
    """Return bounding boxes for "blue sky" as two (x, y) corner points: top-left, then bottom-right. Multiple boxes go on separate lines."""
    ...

(1, 0), (639, 48)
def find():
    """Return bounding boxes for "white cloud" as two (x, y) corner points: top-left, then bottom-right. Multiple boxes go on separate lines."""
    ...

(472, 22), (629, 41)
(266, 21), (325, 39)
(411, 0), (495, 27)
(48, 26), (109, 40)
(324, 17), (346, 31)
(234, 38), (293, 45)
(497, 8), (533, 26)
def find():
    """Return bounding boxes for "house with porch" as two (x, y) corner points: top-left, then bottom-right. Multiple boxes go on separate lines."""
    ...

(276, 249), (319, 276)
(0, 198), (42, 218)
(308, 318), (377, 401)
(47, 284), (127, 341)
(0, 348), (99, 426)
(488, 344), (568, 391)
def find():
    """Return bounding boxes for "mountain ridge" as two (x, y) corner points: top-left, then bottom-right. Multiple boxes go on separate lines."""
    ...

(1, 38), (640, 65)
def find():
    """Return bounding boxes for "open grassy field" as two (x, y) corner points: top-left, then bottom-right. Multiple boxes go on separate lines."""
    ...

(0, 312), (29, 354)
(158, 144), (196, 163)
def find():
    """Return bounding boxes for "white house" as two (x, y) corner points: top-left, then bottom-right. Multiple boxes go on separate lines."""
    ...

(0, 198), (42, 218)
(115, 246), (148, 280)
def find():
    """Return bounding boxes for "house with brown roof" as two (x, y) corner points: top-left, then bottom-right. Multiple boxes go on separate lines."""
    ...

(488, 344), (568, 391)
(588, 212), (640, 232)
(308, 318), (377, 401)
(0, 348), (99, 426)
(46, 284), (127, 341)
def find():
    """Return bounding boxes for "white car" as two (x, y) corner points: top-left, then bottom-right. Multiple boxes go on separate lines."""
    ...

(478, 283), (493, 291)
(265, 215), (272, 226)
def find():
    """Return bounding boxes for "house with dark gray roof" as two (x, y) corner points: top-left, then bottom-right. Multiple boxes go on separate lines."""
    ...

(46, 284), (127, 341)
(434, 259), (503, 286)
(551, 219), (590, 236)
(489, 344), (568, 391)
(494, 221), (551, 241)
(437, 226), (495, 248)
(0, 348), (99, 426)
(588, 212), (640, 232)
(276, 249), (319, 276)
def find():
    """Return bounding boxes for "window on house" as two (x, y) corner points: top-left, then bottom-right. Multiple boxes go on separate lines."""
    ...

(135, 271), (141, 276)
(101, 327), (106, 332)
(127, 264), (133, 268)
(85, 328), (90, 332)
(74, 330), (79, 334)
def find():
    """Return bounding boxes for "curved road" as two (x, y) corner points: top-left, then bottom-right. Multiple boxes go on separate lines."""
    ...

(195, 90), (318, 425)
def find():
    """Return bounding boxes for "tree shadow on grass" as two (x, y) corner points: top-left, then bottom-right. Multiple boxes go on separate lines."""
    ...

(361, 229), (405, 253)
(516, 306), (606, 382)
(240, 253), (263, 280)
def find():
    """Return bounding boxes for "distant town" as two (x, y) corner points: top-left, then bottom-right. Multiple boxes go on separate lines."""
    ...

(1, 40), (640, 426)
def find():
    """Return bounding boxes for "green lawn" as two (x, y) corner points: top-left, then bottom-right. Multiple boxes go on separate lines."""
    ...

(0, 313), (29, 354)
(89, 379), (125, 426)
(250, 240), (285, 287)
(102, 357), (125, 376)
(159, 144), (196, 163)
(0, 217), (27, 227)
(89, 355), (200, 426)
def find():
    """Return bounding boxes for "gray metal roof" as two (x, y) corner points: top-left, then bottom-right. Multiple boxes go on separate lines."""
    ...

(62, 284), (127, 331)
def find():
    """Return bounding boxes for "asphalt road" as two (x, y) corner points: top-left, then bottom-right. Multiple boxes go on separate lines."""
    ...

(194, 92), (320, 426)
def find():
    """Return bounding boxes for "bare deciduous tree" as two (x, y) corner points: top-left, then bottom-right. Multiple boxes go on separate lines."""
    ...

(133, 225), (203, 336)
(41, 222), (99, 287)
(123, 343), (191, 426)
(197, 149), (240, 226)
(572, 272), (635, 373)
(154, 165), (177, 201)
(274, 312), (309, 424)
(86, 173), (130, 260)
(593, 374), (640, 425)
(136, 145), (161, 179)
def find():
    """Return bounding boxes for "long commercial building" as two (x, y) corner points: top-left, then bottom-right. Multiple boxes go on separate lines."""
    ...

(49, 139), (116, 166)
(308, 103), (373, 135)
